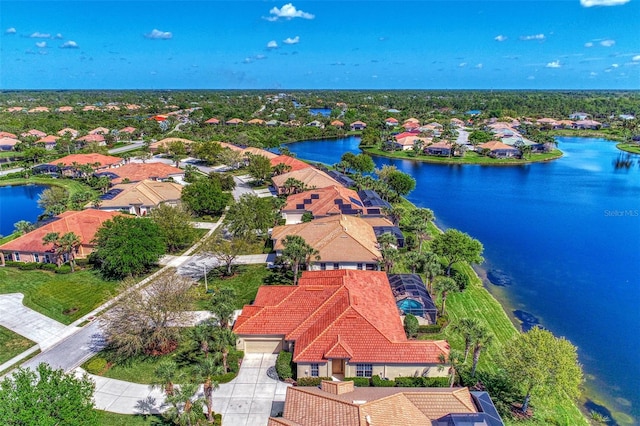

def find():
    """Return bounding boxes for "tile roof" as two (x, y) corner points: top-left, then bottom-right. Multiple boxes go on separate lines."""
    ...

(235, 270), (449, 364)
(478, 141), (519, 151)
(0, 131), (18, 138)
(21, 129), (47, 138)
(330, 120), (344, 127)
(272, 168), (342, 192)
(205, 117), (220, 124)
(77, 134), (105, 143)
(282, 186), (364, 217)
(148, 138), (196, 152)
(350, 121), (367, 127)
(57, 128), (79, 138)
(57, 106), (74, 112)
(247, 118), (265, 125)
(395, 136), (431, 147)
(89, 127), (109, 135)
(96, 180), (183, 209)
(271, 215), (381, 264)
(226, 118), (244, 125)
(273, 384), (497, 426)
(0, 209), (121, 254)
(0, 137), (20, 147)
(28, 106), (49, 113)
(48, 153), (123, 168)
(37, 135), (60, 144)
(7, 107), (24, 113)
(107, 162), (184, 184)
(385, 117), (399, 123)
(119, 126), (136, 134)
(270, 155), (311, 172)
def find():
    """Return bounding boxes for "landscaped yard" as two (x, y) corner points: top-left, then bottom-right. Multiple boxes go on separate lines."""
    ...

(363, 147), (563, 165)
(617, 142), (640, 154)
(96, 410), (166, 426)
(0, 325), (34, 364)
(0, 176), (97, 200)
(0, 267), (119, 324)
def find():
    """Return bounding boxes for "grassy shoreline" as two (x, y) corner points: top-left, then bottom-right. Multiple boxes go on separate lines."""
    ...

(616, 142), (640, 155)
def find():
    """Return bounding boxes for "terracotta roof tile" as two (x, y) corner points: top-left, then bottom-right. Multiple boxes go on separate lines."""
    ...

(108, 163), (183, 184)
(77, 134), (105, 143)
(272, 168), (342, 193)
(0, 137), (20, 147)
(96, 180), (183, 209)
(48, 153), (122, 168)
(0, 131), (18, 138)
(270, 155), (311, 172)
(282, 186), (363, 218)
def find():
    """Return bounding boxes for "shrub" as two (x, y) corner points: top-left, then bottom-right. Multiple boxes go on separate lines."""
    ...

(450, 266), (470, 290)
(75, 258), (90, 267)
(417, 324), (442, 334)
(39, 263), (58, 271)
(3, 261), (21, 268)
(211, 372), (236, 384)
(421, 377), (450, 387)
(55, 265), (72, 274)
(296, 377), (331, 387)
(275, 351), (294, 380)
(84, 357), (108, 375)
(371, 376), (395, 387)
(344, 377), (370, 387)
(18, 262), (38, 270)
(404, 314), (419, 338)
(395, 377), (422, 387)
(227, 350), (244, 374)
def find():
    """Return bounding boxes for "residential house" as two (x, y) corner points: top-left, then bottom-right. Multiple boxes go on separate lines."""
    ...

(450, 118), (465, 128)
(424, 141), (453, 157)
(271, 168), (342, 195)
(97, 162), (184, 184)
(403, 121), (420, 131)
(385, 117), (399, 126)
(247, 118), (265, 126)
(271, 215), (381, 271)
(0, 137), (20, 151)
(574, 120), (602, 130)
(569, 112), (589, 120)
(0, 132), (18, 139)
(204, 117), (220, 124)
(234, 270), (450, 379)
(0, 209), (121, 266)
(126, 104), (141, 110)
(361, 216), (405, 248)
(269, 381), (504, 426)
(89, 127), (109, 135)
(350, 121), (367, 131)
(478, 141), (520, 158)
(76, 133), (106, 146)
(36, 135), (60, 150)
(280, 186), (364, 224)
(389, 274), (437, 322)
(536, 118), (558, 129)
(21, 129), (47, 139)
(225, 118), (244, 125)
(218, 142), (278, 160)
(7, 107), (24, 113)
(270, 155), (311, 174)
(148, 137), (196, 154)
(357, 189), (391, 215)
(325, 170), (356, 188)
(56, 106), (74, 112)
(82, 105), (99, 112)
(330, 120), (344, 128)
(306, 120), (324, 128)
(28, 107), (49, 113)
(57, 128), (79, 139)
(119, 126), (136, 135)
(48, 153), (124, 172)
(393, 135), (431, 151)
(94, 180), (183, 216)
(265, 120), (280, 127)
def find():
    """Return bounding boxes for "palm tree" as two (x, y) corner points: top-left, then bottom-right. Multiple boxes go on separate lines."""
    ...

(376, 232), (397, 251)
(210, 288), (237, 329)
(14, 220), (35, 235)
(210, 328), (236, 373)
(380, 247), (401, 273)
(451, 317), (482, 363)
(382, 205), (406, 226)
(42, 232), (82, 271)
(438, 349), (463, 387)
(163, 382), (206, 426)
(281, 235), (320, 285)
(421, 252), (442, 295)
(470, 324), (494, 378)
(194, 357), (223, 423)
(433, 276), (459, 317)
(151, 360), (182, 397)
(407, 208), (434, 251)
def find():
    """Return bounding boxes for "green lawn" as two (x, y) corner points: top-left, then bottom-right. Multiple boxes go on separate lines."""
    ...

(96, 410), (166, 426)
(362, 147), (563, 165)
(0, 176), (97, 200)
(617, 143), (640, 154)
(0, 326), (34, 364)
(0, 268), (119, 324)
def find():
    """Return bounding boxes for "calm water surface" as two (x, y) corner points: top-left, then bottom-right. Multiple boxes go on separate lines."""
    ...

(0, 185), (47, 236)
(287, 136), (640, 424)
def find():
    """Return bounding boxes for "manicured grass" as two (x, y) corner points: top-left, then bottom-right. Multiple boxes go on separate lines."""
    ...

(617, 143), (640, 154)
(96, 410), (166, 426)
(0, 176), (97, 200)
(95, 354), (171, 384)
(363, 147), (563, 165)
(0, 268), (119, 324)
(0, 326), (34, 364)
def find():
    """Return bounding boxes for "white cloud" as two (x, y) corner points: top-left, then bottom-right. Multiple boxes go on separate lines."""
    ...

(590, 71), (598, 76)
(546, 60), (561, 68)
(600, 39), (615, 47)
(632, 55), (640, 61)
(54, 33), (63, 39)
(35, 42), (47, 48)
(458, 62), (467, 67)
(5, 27), (16, 34)
(520, 34), (545, 41)
(611, 63), (619, 68)
(255, 54), (266, 60)
(585, 42), (594, 47)
(494, 35), (507, 42)
(267, 3), (314, 20)
(30, 32), (50, 38)
(581, 0), (630, 6)
(145, 29), (172, 40)
(267, 40), (278, 49)
(60, 40), (78, 49)
(475, 63), (483, 69)
(283, 36), (300, 45)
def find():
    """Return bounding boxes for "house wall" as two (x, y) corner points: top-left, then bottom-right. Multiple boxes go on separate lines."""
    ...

(309, 261), (379, 271)
(236, 335), (285, 353)
(296, 361), (447, 380)
(297, 362), (331, 379)
(282, 211), (304, 225)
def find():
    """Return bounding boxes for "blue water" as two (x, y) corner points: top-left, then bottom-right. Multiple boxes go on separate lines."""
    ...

(309, 108), (332, 117)
(0, 185), (47, 236)
(287, 136), (640, 423)
(397, 298), (422, 313)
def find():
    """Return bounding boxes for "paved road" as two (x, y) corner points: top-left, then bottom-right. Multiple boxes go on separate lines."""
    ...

(108, 141), (145, 154)
(175, 253), (275, 279)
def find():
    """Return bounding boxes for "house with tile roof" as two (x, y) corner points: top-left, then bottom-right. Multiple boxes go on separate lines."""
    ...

(269, 380), (504, 426)
(271, 168), (342, 195)
(119, 126), (136, 135)
(0, 131), (18, 139)
(478, 141), (520, 158)
(28, 106), (50, 113)
(281, 186), (365, 224)
(36, 135), (60, 150)
(7, 107), (24, 113)
(271, 215), (381, 271)
(204, 117), (220, 124)
(93, 180), (183, 216)
(89, 127), (109, 135)
(330, 120), (344, 128)
(217, 142), (279, 160)
(56, 106), (74, 112)
(57, 128), (79, 138)
(574, 119), (602, 130)
(226, 118), (244, 125)
(48, 153), (123, 171)
(234, 270), (450, 379)
(21, 129), (47, 139)
(393, 136), (432, 151)
(148, 137), (196, 153)
(0, 136), (20, 151)
(425, 141), (453, 157)
(98, 162), (184, 184)
(0, 209), (121, 266)
(350, 121), (367, 131)
(385, 117), (399, 126)
(270, 155), (311, 174)
(247, 118), (265, 125)
(76, 133), (106, 145)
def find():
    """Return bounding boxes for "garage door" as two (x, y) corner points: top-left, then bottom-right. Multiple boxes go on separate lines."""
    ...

(244, 339), (283, 354)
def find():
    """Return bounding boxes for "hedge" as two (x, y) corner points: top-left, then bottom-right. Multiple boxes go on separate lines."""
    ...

(417, 324), (442, 334)
(55, 265), (72, 274)
(275, 351), (294, 380)
(371, 375), (395, 387)
(344, 377), (370, 387)
(296, 377), (332, 387)
(84, 357), (108, 375)
(227, 350), (244, 374)
(394, 376), (450, 387)
(212, 372), (237, 384)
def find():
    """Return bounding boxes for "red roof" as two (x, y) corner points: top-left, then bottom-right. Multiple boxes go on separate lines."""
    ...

(77, 134), (106, 143)
(21, 129), (47, 138)
(48, 153), (123, 168)
(109, 162), (184, 184)
(394, 131), (420, 140)
(205, 118), (220, 124)
(234, 270), (449, 364)
(385, 117), (399, 123)
(37, 135), (59, 144)
(0, 131), (18, 138)
(283, 186), (363, 217)
(0, 209), (121, 254)
(119, 127), (136, 134)
(270, 155), (312, 172)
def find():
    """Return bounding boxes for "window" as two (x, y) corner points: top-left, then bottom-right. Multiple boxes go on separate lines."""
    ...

(13, 252), (20, 261)
(320, 263), (326, 271)
(310, 363), (319, 377)
(356, 364), (373, 378)
(33, 254), (39, 263)
(357, 263), (363, 270)
(366, 264), (376, 271)
(333, 263), (340, 270)
(44, 254), (51, 264)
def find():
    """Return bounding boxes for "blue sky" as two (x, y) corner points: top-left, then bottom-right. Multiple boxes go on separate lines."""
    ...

(1, 0), (639, 89)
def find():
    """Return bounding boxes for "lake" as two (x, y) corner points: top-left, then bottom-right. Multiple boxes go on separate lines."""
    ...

(286, 136), (640, 424)
(0, 184), (47, 236)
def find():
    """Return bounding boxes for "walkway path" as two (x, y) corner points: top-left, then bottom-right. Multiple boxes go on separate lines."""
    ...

(87, 353), (289, 426)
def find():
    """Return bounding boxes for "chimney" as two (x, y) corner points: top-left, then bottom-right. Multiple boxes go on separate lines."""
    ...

(321, 380), (355, 395)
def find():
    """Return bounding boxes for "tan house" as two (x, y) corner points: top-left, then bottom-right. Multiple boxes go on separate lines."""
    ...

(425, 141), (453, 157)
(94, 179), (183, 216)
(226, 118), (244, 125)
(0, 137), (20, 151)
(271, 168), (342, 195)
(28, 106), (50, 113)
(102, 162), (184, 184)
(0, 209), (121, 266)
(271, 215), (381, 270)
(89, 127), (109, 135)
(76, 133), (106, 145)
(36, 135), (60, 150)
(478, 141), (520, 158)
(393, 136), (431, 151)
(270, 155), (311, 173)
(330, 120), (344, 128)
(350, 121), (367, 131)
(204, 117), (220, 124)
(234, 270), (449, 379)
(148, 137), (196, 153)
(56, 106), (74, 112)
(21, 129), (47, 139)
(0, 132), (18, 139)
(281, 186), (364, 224)
(218, 142), (278, 160)
(57, 128), (79, 138)
(269, 381), (504, 426)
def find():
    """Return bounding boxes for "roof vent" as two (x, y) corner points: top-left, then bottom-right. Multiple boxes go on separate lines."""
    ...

(353, 400), (367, 405)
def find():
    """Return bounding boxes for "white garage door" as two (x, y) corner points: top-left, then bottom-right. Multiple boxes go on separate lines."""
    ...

(244, 339), (283, 354)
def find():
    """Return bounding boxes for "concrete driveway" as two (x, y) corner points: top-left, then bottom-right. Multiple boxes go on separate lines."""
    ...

(0, 293), (74, 349)
(87, 353), (289, 426)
